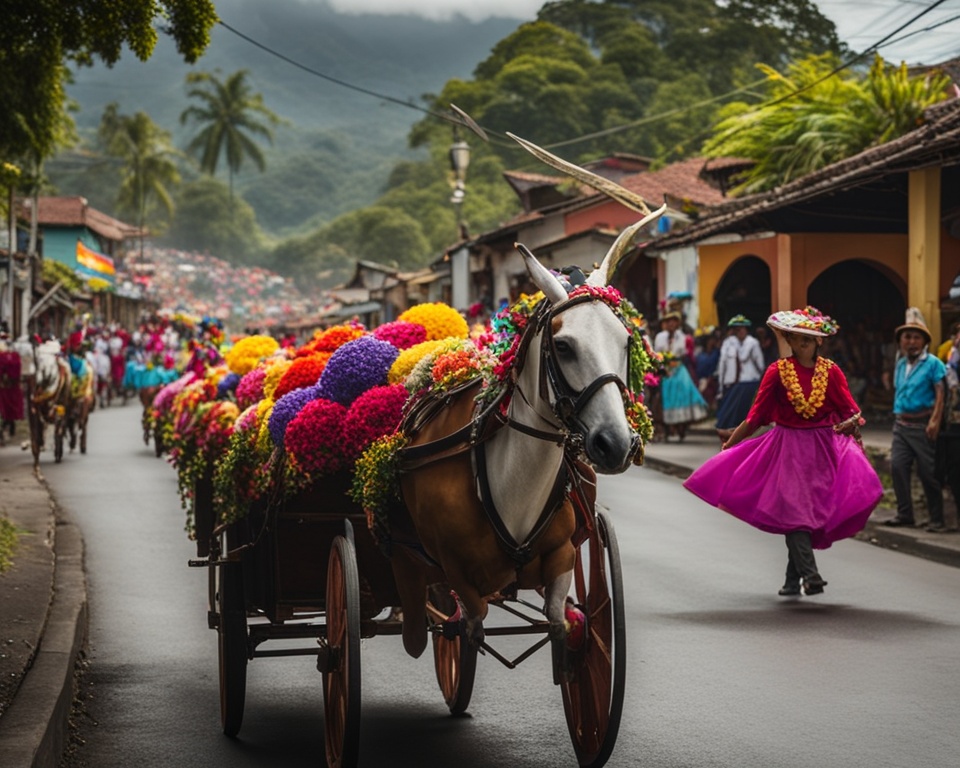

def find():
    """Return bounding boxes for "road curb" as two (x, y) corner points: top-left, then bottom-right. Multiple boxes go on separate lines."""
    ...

(0, 492), (87, 768)
(855, 523), (960, 569)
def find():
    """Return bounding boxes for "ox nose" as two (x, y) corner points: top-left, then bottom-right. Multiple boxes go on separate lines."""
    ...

(586, 426), (632, 474)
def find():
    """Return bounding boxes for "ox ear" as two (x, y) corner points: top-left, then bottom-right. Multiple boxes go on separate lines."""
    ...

(586, 203), (668, 287)
(515, 243), (568, 305)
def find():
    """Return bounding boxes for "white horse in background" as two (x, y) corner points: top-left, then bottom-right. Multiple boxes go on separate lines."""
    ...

(25, 338), (72, 471)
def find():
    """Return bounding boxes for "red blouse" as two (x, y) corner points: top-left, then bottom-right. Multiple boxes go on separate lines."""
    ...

(746, 357), (860, 429)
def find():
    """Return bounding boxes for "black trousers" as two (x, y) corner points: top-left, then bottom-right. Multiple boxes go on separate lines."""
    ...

(784, 531), (819, 585)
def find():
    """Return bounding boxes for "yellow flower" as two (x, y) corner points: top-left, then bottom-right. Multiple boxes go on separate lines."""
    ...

(224, 335), (280, 375)
(777, 358), (833, 419)
(262, 358), (292, 399)
(398, 303), (468, 341)
(388, 339), (448, 384)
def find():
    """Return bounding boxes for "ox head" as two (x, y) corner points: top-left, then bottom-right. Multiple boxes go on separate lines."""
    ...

(509, 132), (665, 473)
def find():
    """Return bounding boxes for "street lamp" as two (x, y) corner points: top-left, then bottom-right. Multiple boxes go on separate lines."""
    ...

(449, 128), (470, 207)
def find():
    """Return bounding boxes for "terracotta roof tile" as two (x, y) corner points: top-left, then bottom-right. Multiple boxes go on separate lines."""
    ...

(24, 196), (146, 241)
(620, 157), (728, 208)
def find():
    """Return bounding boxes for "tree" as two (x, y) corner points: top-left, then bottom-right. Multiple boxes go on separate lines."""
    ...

(98, 105), (182, 237)
(163, 177), (266, 264)
(179, 70), (283, 200)
(1, 0), (216, 164)
(701, 55), (951, 194)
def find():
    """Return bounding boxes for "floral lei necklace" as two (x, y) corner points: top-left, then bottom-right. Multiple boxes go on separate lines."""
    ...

(777, 356), (833, 419)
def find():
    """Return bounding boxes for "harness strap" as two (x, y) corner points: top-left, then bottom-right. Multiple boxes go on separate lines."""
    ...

(473, 440), (569, 568)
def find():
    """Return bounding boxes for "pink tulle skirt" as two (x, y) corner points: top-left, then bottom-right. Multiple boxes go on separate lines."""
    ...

(683, 425), (883, 549)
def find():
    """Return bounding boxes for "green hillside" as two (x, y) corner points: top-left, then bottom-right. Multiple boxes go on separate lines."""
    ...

(47, 0), (521, 236)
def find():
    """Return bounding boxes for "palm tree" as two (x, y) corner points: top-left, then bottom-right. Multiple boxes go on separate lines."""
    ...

(98, 104), (182, 248)
(179, 70), (282, 201)
(701, 54), (950, 195)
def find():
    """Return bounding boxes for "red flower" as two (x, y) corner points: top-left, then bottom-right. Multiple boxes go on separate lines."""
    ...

(341, 384), (407, 458)
(284, 398), (348, 475)
(273, 353), (331, 399)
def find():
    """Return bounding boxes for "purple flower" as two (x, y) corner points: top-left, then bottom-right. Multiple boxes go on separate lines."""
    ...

(317, 336), (399, 406)
(217, 372), (241, 399)
(268, 385), (320, 447)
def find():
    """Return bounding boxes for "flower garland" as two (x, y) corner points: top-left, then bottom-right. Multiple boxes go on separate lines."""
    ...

(398, 303), (469, 341)
(777, 357), (834, 419)
(350, 432), (408, 556)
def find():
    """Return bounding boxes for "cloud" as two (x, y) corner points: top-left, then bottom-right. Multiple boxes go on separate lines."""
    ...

(324, 0), (543, 23)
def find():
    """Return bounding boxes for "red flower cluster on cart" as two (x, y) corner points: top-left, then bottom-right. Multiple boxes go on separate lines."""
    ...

(284, 398), (348, 476)
(297, 322), (366, 356)
(235, 366), (267, 410)
(372, 320), (427, 350)
(340, 384), (408, 459)
(272, 353), (331, 400)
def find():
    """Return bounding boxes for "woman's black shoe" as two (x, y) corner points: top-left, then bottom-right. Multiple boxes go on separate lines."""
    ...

(883, 517), (915, 527)
(778, 584), (802, 596)
(802, 575), (827, 595)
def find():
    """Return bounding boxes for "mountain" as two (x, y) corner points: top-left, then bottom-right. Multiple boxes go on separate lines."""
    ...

(52, 0), (522, 235)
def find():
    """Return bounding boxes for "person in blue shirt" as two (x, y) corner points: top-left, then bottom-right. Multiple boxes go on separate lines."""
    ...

(883, 308), (948, 531)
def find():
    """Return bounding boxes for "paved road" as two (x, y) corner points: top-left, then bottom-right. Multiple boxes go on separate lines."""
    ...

(48, 405), (959, 768)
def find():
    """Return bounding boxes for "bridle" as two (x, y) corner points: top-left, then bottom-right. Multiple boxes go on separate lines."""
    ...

(511, 293), (641, 466)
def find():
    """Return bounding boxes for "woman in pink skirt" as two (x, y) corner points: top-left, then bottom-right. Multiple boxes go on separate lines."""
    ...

(683, 307), (883, 597)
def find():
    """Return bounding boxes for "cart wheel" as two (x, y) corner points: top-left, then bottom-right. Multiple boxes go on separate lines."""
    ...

(560, 509), (626, 768)
(218, 559), (247, 737)
(429, 589), (478, 715)
(323, 526), (362, 768)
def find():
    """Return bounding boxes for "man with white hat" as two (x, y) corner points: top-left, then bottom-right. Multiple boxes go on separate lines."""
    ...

(884, 308), (948, 531)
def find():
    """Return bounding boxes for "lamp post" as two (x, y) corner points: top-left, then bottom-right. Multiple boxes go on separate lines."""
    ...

(448, 128), (470, 309)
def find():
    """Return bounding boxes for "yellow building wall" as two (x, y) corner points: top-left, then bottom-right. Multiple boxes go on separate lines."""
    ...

(698, 233), (910, 327)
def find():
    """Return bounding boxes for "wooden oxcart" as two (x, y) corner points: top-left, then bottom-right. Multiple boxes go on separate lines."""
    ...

(190, 460), (627, 768)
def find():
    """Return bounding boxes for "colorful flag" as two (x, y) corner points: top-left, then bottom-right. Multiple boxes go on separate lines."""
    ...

(76, 240), (116, 276)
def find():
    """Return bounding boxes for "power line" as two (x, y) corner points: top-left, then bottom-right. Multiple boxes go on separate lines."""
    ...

(216, 19), (448, 122)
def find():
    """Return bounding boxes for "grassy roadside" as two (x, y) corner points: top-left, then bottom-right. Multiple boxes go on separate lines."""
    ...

(0, 515), (20, 572)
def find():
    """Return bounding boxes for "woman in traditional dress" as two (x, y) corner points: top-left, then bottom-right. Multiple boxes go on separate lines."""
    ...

(683, 307), (883, 597)
(714, 315), (766, 443)
(653, 311), (708, 440)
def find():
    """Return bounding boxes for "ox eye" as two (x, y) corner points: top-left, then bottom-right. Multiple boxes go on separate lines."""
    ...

(554, 338), (574, 357)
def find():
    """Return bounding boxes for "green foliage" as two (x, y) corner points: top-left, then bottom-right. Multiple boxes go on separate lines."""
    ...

(162, 177), (267, 263)
(701, 55), (951, 194)
(0, 516), (20, 573)
(41, 259), (84, 292)
(0, 0), (216, 163)
(99, 104), (182, 234)
(180, 70), (284, 197)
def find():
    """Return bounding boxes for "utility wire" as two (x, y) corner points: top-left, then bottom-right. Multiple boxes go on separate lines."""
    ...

(217, 2), (956, 159)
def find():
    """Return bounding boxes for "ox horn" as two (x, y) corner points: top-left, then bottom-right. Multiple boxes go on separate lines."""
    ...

(586, 202), (668, 287)
(515, 243), (569, 305)
(506, 132), (652, 215)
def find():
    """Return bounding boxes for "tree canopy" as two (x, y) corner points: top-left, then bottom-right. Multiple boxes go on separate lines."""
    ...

(1, 0), (217, 165)
(701, 55), (952, 194)
(180, 70), (283, 199)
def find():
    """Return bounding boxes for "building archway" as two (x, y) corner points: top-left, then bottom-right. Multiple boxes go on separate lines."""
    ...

(808, 259), (905, 410)
(713, 255), (771, 327)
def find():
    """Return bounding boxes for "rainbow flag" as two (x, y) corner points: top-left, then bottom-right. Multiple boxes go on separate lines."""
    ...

(76, 241), (116, 277)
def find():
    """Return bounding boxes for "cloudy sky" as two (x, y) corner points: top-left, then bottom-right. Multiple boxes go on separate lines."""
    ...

(322, 0), (959, 65)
